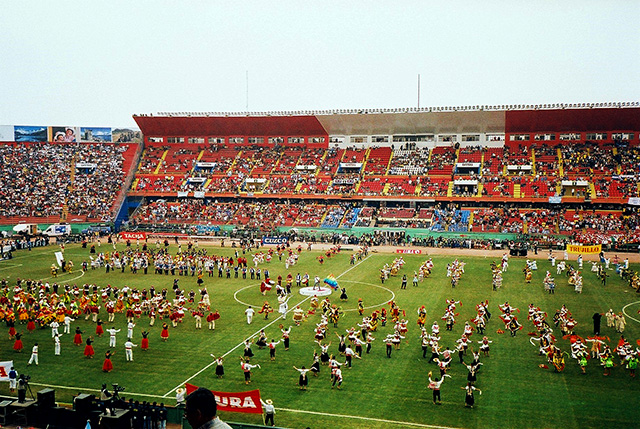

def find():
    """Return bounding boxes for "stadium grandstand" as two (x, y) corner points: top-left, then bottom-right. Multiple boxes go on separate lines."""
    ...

(1, 103), (639, 249)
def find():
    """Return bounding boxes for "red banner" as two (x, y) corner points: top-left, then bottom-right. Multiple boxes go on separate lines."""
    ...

(119, 231), (147, 240)
(395, 249), (422, 254)
(185, 383), (263, 414)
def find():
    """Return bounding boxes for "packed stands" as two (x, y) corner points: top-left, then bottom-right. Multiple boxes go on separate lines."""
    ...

(428, 146), (456, 176)
(363, 147), (392, 175)
(4, 106), (640, 246)
(0, 142), (136, 222)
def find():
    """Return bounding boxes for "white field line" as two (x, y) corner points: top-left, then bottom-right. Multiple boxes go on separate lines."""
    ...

(38, 270), (85, 283)
(275, 407), (460, 429)
(0, 263), (22, 271)
(30, 382), (461, 429)
(161, 294), (312, 398)
(162, 252), (373, 397)
(622, 300), (640, 324)
(339, 280), (395, 312)
(30, 382), (166, 399)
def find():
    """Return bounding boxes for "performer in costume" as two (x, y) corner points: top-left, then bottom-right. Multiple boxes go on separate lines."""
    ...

(210, 355), (224, 378)
(102, 350), (114, 372)
(160, 323), (169, 341)
(84, 336), (95, 358)
(96, 319), (104, 337)
(13, 332), (23, 352)
(243, 339), (254, 360)
(73, 327), (83, 346)
(141, 330), (150, 350)
(240, 358), (260, 385)
(462, 383), (482, 408)
(293, 366), (310, 390)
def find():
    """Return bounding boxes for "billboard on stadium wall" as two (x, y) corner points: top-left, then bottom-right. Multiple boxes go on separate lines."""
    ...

(396, 249), (422, 254)
(567, 244), (601, 254)
(49, 126), (80, 142)
(0, 126), (13, 142)
(14, 125), (47, 142)
(112, 127), (142, 143)
(80, 127), (112, 142)
(120, 232), (148, 240)
(262, 236), (288, 245)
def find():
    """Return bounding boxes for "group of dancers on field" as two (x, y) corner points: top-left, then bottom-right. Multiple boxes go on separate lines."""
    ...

(527, 303), (640, 377)
(0, 274), (220, 373)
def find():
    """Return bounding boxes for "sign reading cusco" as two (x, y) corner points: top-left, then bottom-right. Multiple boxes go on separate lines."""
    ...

(262, 237), (288, 245)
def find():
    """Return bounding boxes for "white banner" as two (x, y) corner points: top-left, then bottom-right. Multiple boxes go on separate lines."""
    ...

(55, 251), (64, 267)
(196, 162), (216, 168)
(561, 180), (588, 187)
(0, 361), (13, 380)
(177, 191), (189, 198)
(453, 179), (478, 185)
(194, 191), (205, 198)
(76, 162), (98, 169)
(549, 196), (562, 204)
(187, 177), (206, 183)
(295, 165), (317, 171)
(340, 162), (363, 169)
(628, 197), (640, 206)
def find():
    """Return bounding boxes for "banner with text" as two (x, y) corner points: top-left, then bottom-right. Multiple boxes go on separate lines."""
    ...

(396, 248), (422, 254)
(185, 383), (262, 414)
(262, 237), (288, 245)
(119, 232), (148, 240)
(0, 361), (13, 380)
(628, 197), (640, 206)
(567, 244), (601, 255)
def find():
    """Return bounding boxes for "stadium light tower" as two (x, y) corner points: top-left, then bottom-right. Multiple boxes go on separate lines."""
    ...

(417, 74), (420, 108)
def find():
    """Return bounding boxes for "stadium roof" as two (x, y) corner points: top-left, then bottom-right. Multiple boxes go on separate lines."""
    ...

(134, 104), (640, 137)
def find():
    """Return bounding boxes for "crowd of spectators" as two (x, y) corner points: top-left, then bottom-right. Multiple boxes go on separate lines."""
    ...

(0, 142), (131, 220)
(2, 138), (639, 249)
(128, 141), (640, 204)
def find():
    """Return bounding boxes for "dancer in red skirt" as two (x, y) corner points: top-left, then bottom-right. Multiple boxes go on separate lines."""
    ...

(26, 318), (36, 334)
(73, 327), (83, 346)
(13, 332), (23, 352)
(141, 330), (149, 351)
(84, 337), (95, 358)
(96, 319), (104, 337)
(102, 350), (114, 372)
(8, 320), (16, 339)
(160, 323), (169, 341)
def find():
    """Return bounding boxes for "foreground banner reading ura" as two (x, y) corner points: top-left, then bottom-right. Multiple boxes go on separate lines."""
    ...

(185, 383), (263, 414)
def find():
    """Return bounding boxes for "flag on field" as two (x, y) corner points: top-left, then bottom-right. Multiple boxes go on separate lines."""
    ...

(55, 251), (64, 267)
(323, 275), (338, 290)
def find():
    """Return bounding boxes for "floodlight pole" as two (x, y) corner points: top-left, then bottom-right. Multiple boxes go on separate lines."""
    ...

(417, 74), (420, 108)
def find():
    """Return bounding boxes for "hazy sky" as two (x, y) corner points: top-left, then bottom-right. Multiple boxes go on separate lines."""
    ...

(1, 1), (638, 128)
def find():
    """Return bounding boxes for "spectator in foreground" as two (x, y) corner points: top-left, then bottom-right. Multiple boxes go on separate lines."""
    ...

(184, 387), (232, 429)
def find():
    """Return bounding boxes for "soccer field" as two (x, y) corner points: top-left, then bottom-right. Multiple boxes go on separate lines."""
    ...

(0, 242), (639, 429)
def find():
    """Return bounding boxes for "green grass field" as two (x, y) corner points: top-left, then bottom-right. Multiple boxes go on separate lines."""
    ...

(0, 243), (639, 428)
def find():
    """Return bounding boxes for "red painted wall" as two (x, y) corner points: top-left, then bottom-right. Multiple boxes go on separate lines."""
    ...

(134, 115), (328, 146)
(505, 108), (640, 133)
